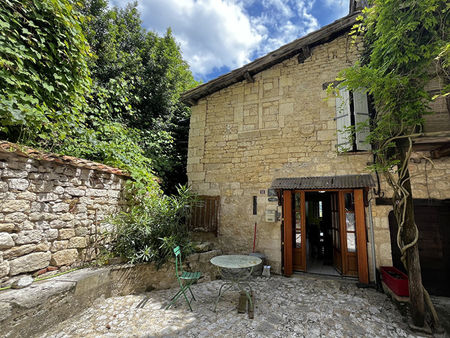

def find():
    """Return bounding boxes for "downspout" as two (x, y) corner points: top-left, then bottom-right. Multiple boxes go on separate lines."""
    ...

(367, 195), (377, 285)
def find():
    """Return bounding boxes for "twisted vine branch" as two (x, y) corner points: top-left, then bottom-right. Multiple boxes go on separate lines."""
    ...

(379, 135), (440, 329)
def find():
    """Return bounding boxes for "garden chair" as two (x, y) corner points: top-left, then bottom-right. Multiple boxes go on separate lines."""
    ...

(165, 246), (201, 311)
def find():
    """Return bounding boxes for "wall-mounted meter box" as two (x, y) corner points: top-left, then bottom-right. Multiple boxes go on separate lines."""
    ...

(265, 209), (277, 222)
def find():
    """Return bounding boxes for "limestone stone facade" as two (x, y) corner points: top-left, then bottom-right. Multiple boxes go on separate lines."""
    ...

(0, 142), (128, 286)
(186, 32), (450, 279)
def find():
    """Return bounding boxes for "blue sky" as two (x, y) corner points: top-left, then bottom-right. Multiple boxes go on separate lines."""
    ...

(110, 0), (349, 83)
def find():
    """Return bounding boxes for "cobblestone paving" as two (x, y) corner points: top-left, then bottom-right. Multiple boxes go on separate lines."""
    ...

(40, 274), (418, 337)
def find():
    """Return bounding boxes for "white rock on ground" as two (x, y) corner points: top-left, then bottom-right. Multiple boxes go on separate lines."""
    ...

(39, 274), (419, 337)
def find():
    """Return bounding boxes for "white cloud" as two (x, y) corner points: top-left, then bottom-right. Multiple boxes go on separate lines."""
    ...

(262, 0), (294, 18)
(323, 0), (349, 19)
(122, 0), (263, 79)
(252, 0), (319, 56)
(108, 0), (343, 80)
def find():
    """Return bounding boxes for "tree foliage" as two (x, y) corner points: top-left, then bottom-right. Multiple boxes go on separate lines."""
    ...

(1, 0), (200, 265)
(79, 0), (198, 192)
(1, 0), (198, 193)
(0, 0), (91, 143)
(341, 0), (448, 156)
(110, 185), (195, 266)
(337, 0), (448, 329)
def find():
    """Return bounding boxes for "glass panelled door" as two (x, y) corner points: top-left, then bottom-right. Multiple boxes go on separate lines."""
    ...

(292, 191), (306, 271)
(283, 188), (368, 282)
(331, 192), (342, 273)
(340, 191), (358, 276)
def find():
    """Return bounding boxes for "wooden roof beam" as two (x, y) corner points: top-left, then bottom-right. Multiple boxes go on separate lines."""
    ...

(185, 98), (197, 106)
(297, 46), (311, 64)
(244, 71), (254, 83)
(431, 144), (450, 159)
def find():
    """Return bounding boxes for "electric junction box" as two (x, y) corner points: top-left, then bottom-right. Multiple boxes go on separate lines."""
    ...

(265, 209), (277, 222)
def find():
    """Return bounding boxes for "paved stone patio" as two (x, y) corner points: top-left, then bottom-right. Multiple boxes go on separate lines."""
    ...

(41, 274), (418, 337)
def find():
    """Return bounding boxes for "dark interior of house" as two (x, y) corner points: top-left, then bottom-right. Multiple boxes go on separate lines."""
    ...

(305, 192), (339, 276)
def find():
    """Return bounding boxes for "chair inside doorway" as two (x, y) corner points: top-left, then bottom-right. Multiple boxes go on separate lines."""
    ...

(290, 190), (359, 278)
(304, 191), (339, 276)
(277, 175), (371, 283)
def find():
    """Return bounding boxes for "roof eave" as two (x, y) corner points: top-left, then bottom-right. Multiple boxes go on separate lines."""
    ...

(182, 12), (361, 105)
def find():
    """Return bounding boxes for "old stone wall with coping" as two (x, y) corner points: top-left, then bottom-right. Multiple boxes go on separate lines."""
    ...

(0, 143), (129, 286)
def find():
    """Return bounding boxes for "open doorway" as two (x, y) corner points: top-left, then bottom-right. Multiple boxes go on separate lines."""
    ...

(283, 189), (368, 282)
(305, 191), (339, 276)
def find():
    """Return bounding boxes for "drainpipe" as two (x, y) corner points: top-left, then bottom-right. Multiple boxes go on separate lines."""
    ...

(367, 196), (377, 285)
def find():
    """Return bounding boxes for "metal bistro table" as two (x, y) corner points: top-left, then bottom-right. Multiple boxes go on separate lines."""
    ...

(210, 255), (262, 313)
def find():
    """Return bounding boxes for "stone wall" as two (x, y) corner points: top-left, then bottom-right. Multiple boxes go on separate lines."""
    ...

(186, 32), (450, 277)
(1, 250), (221, 338)
(370, 153), (450, 270)
(0, 144), (128, 286)
(0, 250), (221, 337)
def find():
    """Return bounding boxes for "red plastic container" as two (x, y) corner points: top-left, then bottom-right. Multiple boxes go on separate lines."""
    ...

(380, 266), (409, 297)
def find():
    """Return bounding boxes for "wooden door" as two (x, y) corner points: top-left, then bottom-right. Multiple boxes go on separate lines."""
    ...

(283, 190), (306, 275)
(354, 189), (369, 284)
(339, 191), (358, 276)
(283, 190), (293, 276)
(284, 188), (368, 283)
(331, 192), (342, 273)
(292, 191), (306, 271)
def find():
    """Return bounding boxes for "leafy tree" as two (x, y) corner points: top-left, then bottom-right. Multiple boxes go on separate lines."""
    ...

(78, 0), (198, 193)
(0, 0), (91, 145)
(336, 0), (448, 329)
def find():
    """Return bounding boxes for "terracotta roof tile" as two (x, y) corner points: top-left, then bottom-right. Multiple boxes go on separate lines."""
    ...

(0, 141), (130, 178)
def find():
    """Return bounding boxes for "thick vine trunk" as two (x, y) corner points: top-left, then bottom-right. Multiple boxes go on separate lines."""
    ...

(397, 145), (425, 327)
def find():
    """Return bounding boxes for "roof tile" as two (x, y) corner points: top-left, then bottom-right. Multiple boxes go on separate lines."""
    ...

(271, 174), (374, 190)
(0, 141), (130, 178)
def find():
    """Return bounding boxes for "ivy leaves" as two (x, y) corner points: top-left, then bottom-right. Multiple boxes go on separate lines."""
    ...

(1, 0), (198, 193)
(0, 0), (91, 141)
(339, 0), (448, 167)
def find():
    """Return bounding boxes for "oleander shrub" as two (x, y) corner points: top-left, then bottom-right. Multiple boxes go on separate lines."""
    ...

(110, 184), (196, 266)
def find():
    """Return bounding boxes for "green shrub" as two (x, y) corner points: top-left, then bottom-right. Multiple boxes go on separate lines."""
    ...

(109, 184), (196, 266)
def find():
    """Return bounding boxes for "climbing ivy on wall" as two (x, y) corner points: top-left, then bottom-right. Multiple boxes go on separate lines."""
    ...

(0, 0), (199, 267)
(0, 0), (198, 195)
(0, 0), (91, 141)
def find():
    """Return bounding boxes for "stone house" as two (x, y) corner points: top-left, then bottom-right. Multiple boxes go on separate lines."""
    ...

(183, 4), (450, 294)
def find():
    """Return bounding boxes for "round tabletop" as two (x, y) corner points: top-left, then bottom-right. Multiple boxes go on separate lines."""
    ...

(210, 255), (262, 269)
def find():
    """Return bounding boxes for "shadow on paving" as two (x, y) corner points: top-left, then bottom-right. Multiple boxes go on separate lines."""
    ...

(432, 296), (450, 336)
(40, 274), (422, 337)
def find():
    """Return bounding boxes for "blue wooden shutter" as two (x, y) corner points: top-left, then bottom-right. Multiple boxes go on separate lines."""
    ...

(335, 88), (352, 152)
(353, 89), (371, 151)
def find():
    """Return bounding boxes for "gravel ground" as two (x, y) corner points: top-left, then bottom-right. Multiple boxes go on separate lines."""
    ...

(40, 274), (419, 337)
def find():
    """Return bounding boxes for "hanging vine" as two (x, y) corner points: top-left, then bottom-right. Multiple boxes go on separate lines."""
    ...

(334, 0), (449, 330)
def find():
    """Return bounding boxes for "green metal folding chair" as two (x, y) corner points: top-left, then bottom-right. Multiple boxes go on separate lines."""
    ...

(165, 246), (201, 311)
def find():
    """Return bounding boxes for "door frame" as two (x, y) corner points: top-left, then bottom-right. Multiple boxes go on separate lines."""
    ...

(282, 188), (369, 284)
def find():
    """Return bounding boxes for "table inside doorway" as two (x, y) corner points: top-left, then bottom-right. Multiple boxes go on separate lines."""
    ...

(210, 255), (262, 314)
